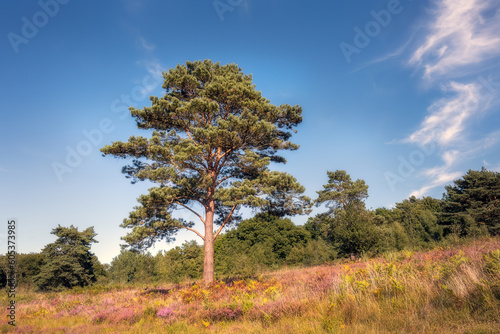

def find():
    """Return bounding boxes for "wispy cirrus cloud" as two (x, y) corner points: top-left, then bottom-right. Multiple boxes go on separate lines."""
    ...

(406, 80), (494, 147)
(409, 131), (500, 197)
(410, 170), (462, 198)
(137, 36), (156, 52)
(350, 23), (424, 75)
(409, 0), (500, 80)
(351, 36), (415, 74)
(135, 59), (165, 97)
(405, 0), (500, 197)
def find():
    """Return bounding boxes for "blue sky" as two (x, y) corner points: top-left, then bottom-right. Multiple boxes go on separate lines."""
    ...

(1, 0), (499, 264)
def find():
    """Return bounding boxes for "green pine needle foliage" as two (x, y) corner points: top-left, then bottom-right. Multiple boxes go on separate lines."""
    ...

(34, 225), (99, 291)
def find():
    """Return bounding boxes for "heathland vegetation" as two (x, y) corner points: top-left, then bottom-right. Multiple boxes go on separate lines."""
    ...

(1, 237), (499, 333)
(1, 60), (499, 332)
(1, 167), (499, 333)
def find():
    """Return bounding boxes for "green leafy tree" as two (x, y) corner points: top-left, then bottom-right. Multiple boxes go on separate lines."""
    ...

(393, 196), (443, 245)
(108, 250), (156, 283)
(313, 170), (387, 256)
(316, 170), (368, 214)
(304, 213), (328, 240)
(0, 253), (45, 288)
(17, 253), (45, 285)
(34, 225), (99, 291)
(214, 213), (312, 275)
(0, 268), (5, 289)
(325, 207), (382, 256)
(101, 60), (310, 282)
(155, 241), (203, 283)
(286, 239), (336, 266)
(442, 168), (500, 236)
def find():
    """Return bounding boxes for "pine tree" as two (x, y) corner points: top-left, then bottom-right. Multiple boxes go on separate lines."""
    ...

(314, 170), (377, 256)
(101, 60), (310, 283)
(443, 167), (500, 236)
(315, 170), (369, 214)
(34, 225), (98, 291)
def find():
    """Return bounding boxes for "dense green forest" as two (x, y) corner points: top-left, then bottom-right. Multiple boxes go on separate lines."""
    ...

(1, 167), (499, 290)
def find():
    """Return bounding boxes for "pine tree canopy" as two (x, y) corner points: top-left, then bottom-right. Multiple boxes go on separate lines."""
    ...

(443, 167), (500, 235)
(34, 225), (98, 290)
(315, 170), (369, 214)
(101, 60), (310, 282)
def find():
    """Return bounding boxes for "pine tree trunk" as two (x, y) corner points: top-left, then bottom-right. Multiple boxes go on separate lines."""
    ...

(203, 201), (215, 283)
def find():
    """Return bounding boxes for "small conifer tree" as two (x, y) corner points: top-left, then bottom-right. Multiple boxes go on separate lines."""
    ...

(35, 225), (98, 290)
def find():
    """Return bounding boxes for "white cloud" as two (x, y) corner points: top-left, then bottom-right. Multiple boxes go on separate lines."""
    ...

(403, 0), (500, 198)
(351, 35), (415, 73)
(406, 80), (493, 147)
(409, 147), (462, 197)
(482, 159), (500, 172)
(137, 36), (156, 52)
(410, 170), (461, 198)
(143, 60), (164, 78)
(408, 133), (500, 197)
(134, 59), (165, 97)
(409, 0), (500, 80)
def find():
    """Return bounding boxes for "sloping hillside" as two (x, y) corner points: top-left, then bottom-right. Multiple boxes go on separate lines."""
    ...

(5, 237), (500, 333)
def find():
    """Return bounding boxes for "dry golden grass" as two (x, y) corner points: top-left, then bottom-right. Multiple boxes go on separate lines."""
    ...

(3, 237), (500, 333)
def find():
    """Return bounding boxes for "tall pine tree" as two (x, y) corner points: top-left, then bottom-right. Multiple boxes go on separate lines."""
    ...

(101, 60), (310, 283)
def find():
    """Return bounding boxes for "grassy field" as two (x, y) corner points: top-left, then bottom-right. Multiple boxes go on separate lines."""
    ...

(3, 237), (500, 333)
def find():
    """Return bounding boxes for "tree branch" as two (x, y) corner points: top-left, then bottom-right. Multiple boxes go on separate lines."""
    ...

(174, 202), (206, 224)
(181, 226), (205, 241)
(184, 128), (198, 146)
(218, 147), (234, 167)
(214, 204), (238, 240)
(216, 174), (235, 187)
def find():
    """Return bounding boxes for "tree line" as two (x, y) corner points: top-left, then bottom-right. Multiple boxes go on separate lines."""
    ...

(1, 167), (499, 290)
